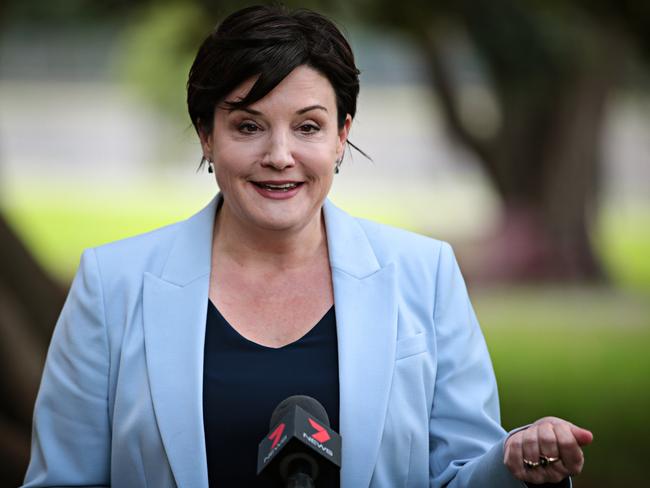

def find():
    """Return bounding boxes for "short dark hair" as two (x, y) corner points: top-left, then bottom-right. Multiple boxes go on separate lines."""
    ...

(187, 5), (360, 138)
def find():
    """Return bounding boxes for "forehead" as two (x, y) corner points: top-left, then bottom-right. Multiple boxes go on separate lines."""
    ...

(225, 65), (337, 111)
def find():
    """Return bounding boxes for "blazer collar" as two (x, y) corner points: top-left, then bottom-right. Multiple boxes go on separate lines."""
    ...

(322, 199), (382, 279)
(158, 195), (383, 285)
(159, 195), (219, 286)
(144, 194), (397, 488)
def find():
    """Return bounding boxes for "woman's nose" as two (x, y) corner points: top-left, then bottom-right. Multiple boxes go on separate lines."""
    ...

(261, 131), (295, 170)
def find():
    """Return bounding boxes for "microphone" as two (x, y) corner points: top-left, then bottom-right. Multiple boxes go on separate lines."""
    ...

(257, 395), (342, 487)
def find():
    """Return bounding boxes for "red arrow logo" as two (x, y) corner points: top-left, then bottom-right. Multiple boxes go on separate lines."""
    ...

(308, 418), (330, 443)
(269, 423), (285, 449)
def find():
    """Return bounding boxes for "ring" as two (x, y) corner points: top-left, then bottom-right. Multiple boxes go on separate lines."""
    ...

(539, 454), (560, 467)
(524, 455), (561, 469)
(523, 458), (540, 469)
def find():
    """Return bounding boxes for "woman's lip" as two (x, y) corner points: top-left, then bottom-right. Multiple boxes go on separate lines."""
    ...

(251, 180), (303, 185)
(250, 181), (303, 200)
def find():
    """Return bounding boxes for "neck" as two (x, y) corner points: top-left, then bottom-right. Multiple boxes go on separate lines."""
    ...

(211, 199), (328, 270)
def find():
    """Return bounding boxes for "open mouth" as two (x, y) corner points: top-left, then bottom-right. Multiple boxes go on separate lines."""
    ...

(251, 181), (304, 192)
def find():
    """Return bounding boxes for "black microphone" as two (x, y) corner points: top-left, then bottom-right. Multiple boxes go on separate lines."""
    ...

(257, 395), (342, 487)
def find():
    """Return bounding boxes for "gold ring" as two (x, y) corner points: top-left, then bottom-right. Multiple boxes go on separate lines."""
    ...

(539, 455), (560, 467)
(523, 458), (540, 469)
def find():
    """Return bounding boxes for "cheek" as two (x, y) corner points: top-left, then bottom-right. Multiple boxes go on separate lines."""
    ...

(212, 150), (248, 189)
(213, 171), (233, 197)
(214, 138), (262, 164)
(293, 142), (337, 170)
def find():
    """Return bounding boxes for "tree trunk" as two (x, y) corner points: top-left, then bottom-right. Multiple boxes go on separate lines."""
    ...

(0, 213), (66, 485)
(424, 17), (625, 282)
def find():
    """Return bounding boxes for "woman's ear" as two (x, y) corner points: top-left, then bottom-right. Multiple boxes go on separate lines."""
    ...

(336, 114), (352, 159)
(198, 122), (213, 159)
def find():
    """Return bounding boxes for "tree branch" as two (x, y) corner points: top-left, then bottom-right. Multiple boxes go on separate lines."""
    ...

(420, 30), (501, 187)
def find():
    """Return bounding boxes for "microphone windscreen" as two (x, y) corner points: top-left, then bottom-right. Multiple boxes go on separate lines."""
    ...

(269, 395), (330, 428)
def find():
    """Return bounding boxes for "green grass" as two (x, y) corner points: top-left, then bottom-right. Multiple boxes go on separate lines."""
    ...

(476, 289), (650, 487)
(596, 205), (650, 294)
(5, 186), (649, 295)
(2, 183), (213, 280)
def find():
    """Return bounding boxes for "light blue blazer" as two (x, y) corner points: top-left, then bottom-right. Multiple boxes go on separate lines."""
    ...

(23, 195), (532, 488)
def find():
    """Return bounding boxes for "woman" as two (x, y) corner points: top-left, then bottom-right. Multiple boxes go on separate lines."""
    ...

(23, 5), (592, 488)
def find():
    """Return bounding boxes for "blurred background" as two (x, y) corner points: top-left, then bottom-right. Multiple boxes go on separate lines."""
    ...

(1, 0), (648, 486)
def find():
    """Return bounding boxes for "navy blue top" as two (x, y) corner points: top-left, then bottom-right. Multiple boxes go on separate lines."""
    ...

(203, 300), (340, 487)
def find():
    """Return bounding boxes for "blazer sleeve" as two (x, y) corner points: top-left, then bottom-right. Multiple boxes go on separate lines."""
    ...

(428, 243), (569, 488)
(22, 248), (111, 488)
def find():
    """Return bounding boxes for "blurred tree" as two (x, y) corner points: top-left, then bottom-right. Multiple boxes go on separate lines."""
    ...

(0, 217), (65, 485)
(0, 4), (38, 484)
(355, 0), (649, 281)
(0, 1), (152, 484)
(118, 0), (650, 281)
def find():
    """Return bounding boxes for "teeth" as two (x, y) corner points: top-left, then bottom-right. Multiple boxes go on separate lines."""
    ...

(259, 182), (299, 190)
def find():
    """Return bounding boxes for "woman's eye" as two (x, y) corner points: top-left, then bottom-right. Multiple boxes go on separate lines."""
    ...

(238, 122), (260, 134)
(298, 124), (320, 134)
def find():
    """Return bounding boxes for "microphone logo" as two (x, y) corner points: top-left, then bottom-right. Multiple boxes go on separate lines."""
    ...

(308, 418), (330, 443)
(269, 423), (286, 449)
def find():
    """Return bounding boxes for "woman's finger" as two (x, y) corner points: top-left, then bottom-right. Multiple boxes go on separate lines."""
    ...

(504, 432), (526, 480)
(539, 422), (571, 483)
(537, 421), (559, 461)
(543, 417), (593, 446)
(555, 422), (585, 475)
(522, 427), (546, 484)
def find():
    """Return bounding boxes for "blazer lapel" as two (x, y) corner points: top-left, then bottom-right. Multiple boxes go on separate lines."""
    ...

(142, 196), (219, 488)
(324, 201), (398, 488)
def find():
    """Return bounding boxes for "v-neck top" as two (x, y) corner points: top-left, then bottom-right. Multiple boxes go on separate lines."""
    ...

(202, 300), (340, 487)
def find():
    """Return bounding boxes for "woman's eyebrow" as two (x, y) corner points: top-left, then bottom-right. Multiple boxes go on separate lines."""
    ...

(231, 104), (327, 116)
(296, 104), (328, 114)
(234, 107), (263, 116)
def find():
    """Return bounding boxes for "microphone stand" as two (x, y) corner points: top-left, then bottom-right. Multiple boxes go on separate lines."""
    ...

(285, 459), (316, 488)
(286, 472), (315, 488)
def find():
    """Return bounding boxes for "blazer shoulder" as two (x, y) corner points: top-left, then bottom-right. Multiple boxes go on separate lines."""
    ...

(90, 219), (183, 280)
(354, 216), (448, 268)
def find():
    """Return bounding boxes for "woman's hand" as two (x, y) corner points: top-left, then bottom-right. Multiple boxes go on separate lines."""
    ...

(504, 416), (593, 485)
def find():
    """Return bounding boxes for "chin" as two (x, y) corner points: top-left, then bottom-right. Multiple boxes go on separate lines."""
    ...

(255, 214), (306, 232)
(252, 206), (318, 232)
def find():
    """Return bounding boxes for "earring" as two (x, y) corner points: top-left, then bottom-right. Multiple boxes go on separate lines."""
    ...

(334, 158), (342, 174)
(201, 155), (214, 173)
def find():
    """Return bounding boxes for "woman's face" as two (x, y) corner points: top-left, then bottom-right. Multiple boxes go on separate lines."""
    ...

(201, 65), (351, 235)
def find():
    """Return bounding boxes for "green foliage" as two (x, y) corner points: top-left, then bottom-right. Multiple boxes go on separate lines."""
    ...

(117, 2), (211, 118)
(7, 0), (126, 23)
(113, 1), (350, 120)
